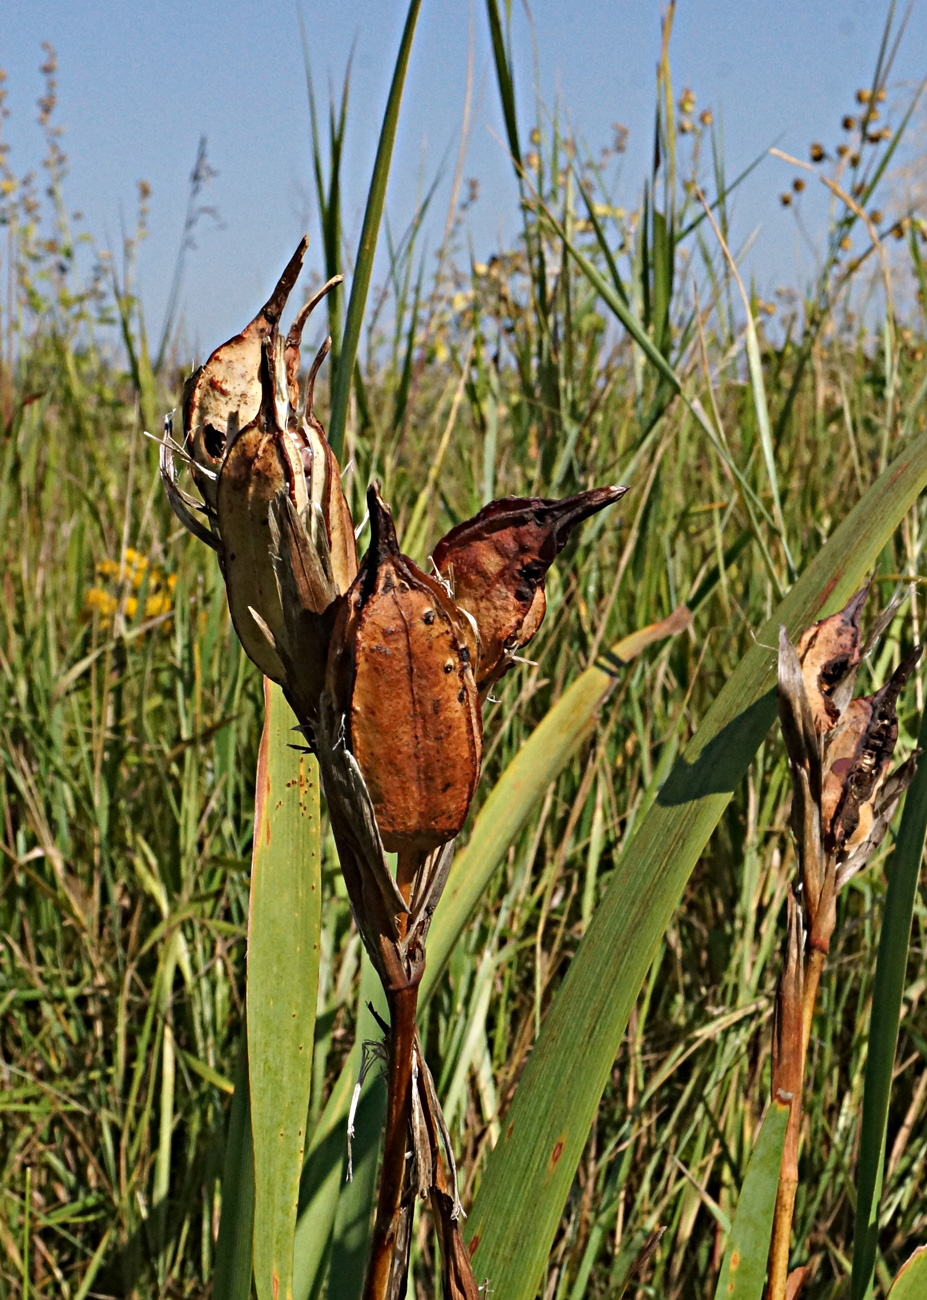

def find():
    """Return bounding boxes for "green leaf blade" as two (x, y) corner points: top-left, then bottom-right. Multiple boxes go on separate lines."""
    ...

(327, 0), (424, 459)
(713, 1101), (789, 1300)
(888, 1245), (927, 1299)
(248, 682), (322, 1300)
(851, 701), (927, 1300)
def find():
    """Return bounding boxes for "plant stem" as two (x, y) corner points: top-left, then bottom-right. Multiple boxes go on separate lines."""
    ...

(767, 940), (829, 1299)
(362, 970), (421, 1300)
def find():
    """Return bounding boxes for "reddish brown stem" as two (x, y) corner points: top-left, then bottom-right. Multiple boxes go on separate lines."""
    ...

(362, 972), (421, 1300)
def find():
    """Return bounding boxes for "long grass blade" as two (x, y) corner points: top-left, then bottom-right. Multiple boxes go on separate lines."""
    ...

(326, 0), (424, 459)
(213, 1034), (255, 1300)
(851, 700), (927, 1300)
(712, 1101), (789, 1300)
(248, 682), (322, 1300)
(463, 428), (927, 1300)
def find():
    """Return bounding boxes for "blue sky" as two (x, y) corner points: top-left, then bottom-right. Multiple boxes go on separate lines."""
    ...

(3, 1), (926, 354)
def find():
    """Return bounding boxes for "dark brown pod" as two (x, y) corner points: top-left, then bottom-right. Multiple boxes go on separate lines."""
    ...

(821, 646), (922, 853)
(432, 485), (628, 690)
(327, 484), (482, 853)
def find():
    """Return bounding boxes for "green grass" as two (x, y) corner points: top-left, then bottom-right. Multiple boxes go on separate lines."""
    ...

(2, 17), (927, 1299)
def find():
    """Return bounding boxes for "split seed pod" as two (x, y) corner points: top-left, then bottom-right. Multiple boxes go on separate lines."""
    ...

(183, 238), (309, 511)
(162, 238), (357, 719)
(796, 585), (867, 731)
(432, 485), (628, 691)
(820, 646), (922, 856)
(327, 484), (482, 853)
(214, 340), (314, 683)
(778, 584), (922, 901)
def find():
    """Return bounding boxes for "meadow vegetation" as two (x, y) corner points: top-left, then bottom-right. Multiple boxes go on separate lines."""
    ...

(1, 11), (927, 1298)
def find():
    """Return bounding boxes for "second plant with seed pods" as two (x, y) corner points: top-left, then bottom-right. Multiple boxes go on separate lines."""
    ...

(160, 239), (627, 1299)
(769, 586), (921, 1300)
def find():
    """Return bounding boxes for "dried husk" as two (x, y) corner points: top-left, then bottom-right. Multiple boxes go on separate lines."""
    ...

(328, 484), (482, 854)
(162, 240), (355, 718)
(432, 485), (628, 691)
(795, 584), (867, 731)
(820, 646), (922, 855)
(183, 238), (309, 510)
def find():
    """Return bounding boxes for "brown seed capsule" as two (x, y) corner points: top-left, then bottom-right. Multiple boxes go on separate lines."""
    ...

(328, 484), (482, 853)
(821, 647), (921, 854)
(215, 341), (311, 683)
(796, 586), (867, 732)
(183, 238), (308, 509)
(432, 486), (628, 691)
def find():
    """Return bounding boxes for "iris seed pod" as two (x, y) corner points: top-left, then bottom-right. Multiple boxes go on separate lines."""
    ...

(183, 237), (309, 510)
(214, 340), (312, 682)
(432, 485), (628, 691)
(327, 484), (482, 853)
(161, 238), (357, 718)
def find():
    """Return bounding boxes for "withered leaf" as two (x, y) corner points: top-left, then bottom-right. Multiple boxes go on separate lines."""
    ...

(796, 585), (868, 731)
(183, 237), (307, 508)
(432, 485), (628, 691)
(821, 646), (922, 854)
(328, 484), (482, 853)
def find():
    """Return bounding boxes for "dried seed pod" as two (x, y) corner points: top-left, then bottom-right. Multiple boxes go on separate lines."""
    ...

(215, 341), (312, 682)
(432, 485), (628, 690)
(284, 289), (357, 596)
(796, 586), (867, 731)
(162, 240), (357, 718)
(184, 238), (308, 509)
(821, 646), (921, 854)
(328, 484), (482, 853)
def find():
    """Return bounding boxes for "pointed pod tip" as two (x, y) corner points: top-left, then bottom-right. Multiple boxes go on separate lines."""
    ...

(366, 482), (401, 566)
(262, 237), (309, 325)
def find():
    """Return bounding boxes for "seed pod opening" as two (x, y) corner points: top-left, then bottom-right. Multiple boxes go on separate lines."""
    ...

(215, 341), (309, 682)
(432, 485), (628, 690)
(796, 585), (867, 731)
(328, 484), (482, 853)
(821, 646), (922, 854)
(184, 238), (308, 509)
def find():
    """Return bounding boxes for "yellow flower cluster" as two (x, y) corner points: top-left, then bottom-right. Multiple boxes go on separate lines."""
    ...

(83, 547), (176, 630)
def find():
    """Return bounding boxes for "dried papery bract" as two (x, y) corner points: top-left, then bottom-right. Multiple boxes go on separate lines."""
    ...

(433, 485), (628, 692)
(768, 586), (921, 1300)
